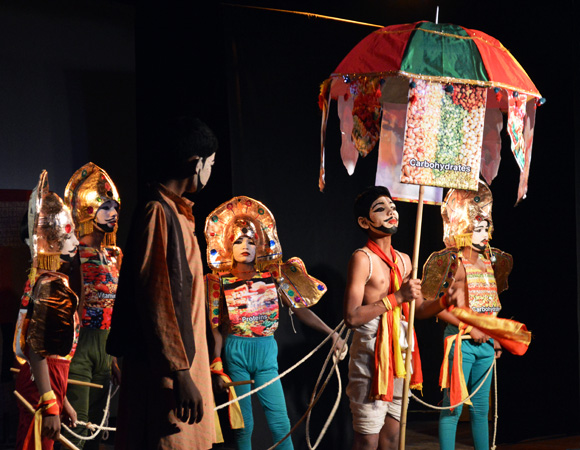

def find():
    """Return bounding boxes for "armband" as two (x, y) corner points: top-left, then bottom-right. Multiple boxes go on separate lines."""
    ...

(459, 322), (473, 334)
(38, 390), (59, 416)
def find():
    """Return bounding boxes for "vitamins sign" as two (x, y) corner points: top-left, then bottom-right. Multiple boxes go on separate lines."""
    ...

(400, 80), (486, 191)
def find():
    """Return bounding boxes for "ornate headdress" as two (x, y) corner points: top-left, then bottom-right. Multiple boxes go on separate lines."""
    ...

(442, 180), (494, 248)
(205, 196), (282, 273)
(28, 170), (75, 274)
(64, 162), (120, 246)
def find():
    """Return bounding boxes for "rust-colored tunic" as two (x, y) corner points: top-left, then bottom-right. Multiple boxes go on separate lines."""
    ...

(113, 184), (215, 450)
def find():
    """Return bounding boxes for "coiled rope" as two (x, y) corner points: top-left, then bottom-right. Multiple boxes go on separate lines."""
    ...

(214, 321), (350, 450)
(59, 325), (499, 450)
(62, 382), (118, 442)
(305, 323), (350, 450)
(60, 320), (348, 448)
(215, 321), (347, 412)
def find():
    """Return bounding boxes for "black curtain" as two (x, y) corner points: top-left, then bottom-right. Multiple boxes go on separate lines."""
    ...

(136, 0), (579, 447)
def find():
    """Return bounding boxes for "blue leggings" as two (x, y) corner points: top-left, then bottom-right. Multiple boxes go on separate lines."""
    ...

(225, 335), (293, 450)
(439, 340), (495, 450)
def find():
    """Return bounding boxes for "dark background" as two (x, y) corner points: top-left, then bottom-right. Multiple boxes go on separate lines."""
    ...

(0, 0), (578, 448)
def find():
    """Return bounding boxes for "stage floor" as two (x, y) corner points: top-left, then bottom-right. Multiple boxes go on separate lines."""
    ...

(405, 420), (580, 450)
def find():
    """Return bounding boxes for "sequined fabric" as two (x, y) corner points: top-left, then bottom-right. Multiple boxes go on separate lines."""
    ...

(276, 257), (327, 308)
(463, 254), (501, 315)
(78, 245), (121, 329)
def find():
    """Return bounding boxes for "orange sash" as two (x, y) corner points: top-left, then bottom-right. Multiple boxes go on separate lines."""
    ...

(366, 240), (422, 401)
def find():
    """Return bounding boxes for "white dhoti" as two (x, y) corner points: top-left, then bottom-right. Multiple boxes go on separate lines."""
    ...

(346, 317), (409, 435)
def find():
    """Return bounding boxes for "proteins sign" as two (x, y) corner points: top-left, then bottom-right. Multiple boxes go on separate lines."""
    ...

(400, 79), (486, 191)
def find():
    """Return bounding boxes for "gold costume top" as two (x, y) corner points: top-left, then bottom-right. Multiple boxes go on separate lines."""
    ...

(421, 247), (512, 303)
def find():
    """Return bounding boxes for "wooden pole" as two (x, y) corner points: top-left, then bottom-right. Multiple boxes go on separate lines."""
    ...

(10, 368), (103, 389)
(13, 390), (80, 450)
(398, 185), (425, 450)
(224, 380), (255, 388)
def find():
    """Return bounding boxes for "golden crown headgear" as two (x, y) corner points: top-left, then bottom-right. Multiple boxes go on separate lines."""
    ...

(64, 162), (120, 246)
(205, 196), (282, 273)
(28, 170), (75, 275)
(442, 180), (494, 248)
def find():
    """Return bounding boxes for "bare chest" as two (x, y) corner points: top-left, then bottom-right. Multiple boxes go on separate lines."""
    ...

(363, 253), (406, 303)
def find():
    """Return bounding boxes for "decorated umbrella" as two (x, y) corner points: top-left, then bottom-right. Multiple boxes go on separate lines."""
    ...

(319, 20), (544, 204)
(317, 20), (543, 449)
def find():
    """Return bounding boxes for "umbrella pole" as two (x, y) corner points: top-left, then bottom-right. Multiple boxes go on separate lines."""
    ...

(398, 184), (425, 450)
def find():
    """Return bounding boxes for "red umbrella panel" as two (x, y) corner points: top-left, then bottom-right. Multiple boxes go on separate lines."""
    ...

(318, 21), (544, 204)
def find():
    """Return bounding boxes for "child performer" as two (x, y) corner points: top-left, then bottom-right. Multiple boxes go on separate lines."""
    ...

(13, 170), (80, 449)
(63, 162), (122, 449)
(205, 196), (345, 450)
(421, 180), (530, 450)
(343, 185), (447, 450)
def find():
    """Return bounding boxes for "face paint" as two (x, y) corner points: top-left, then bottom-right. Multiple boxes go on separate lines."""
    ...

(471, 220), (490, 252)
(185, 153), (216, 193)
(198, 153), (215, 190)
(232, 236), (257, 264)
(60, 230), (79, 262)
(367, 196), (399, 235)
(59, 211), (79, 262)
(93, 200), (119, 233)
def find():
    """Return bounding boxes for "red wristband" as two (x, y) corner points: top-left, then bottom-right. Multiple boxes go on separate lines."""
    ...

(37, 391), (59, 416)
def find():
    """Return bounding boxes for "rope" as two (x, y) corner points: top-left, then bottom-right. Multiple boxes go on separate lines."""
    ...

(305, 324), (350, 450)
(58, 320), (347, 448)
(214, 321), (346, 412)
(62, 382), (119, 441)
(408, 354), (500, 450)
(409, 358), (496, 410)
(491, 361), (498, 450)
(267, 324), (350, 450)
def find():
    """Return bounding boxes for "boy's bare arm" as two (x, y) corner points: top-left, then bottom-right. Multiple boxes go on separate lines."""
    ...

(415, 296), (448, 319)
(344, 251), (386, 328)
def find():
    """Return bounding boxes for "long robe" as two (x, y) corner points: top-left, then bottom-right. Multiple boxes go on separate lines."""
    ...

(108, 184), (215, 450)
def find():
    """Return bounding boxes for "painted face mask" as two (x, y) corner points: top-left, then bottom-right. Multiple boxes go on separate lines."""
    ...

(471, 219), (491, 252)
(64, 162), (121, 246)
(93, 199), (120, 234)
(441, 180), (494, 249)
(232, 235), (257, 265)
(196, 153), (216, 191)
(365, 195), (399, 235)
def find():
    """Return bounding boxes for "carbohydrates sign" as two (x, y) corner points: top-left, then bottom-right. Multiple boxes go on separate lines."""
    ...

(400, 79), (486, 191)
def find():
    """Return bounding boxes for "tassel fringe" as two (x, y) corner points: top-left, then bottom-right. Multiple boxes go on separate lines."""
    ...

(37, 253), (60, 272)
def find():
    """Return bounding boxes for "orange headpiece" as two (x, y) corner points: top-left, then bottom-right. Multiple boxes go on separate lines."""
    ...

(204, 196), (282, 273)
(28, 170), (75, 272)
(64, 162), (120, 246)
(442, 180), (494, 248)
